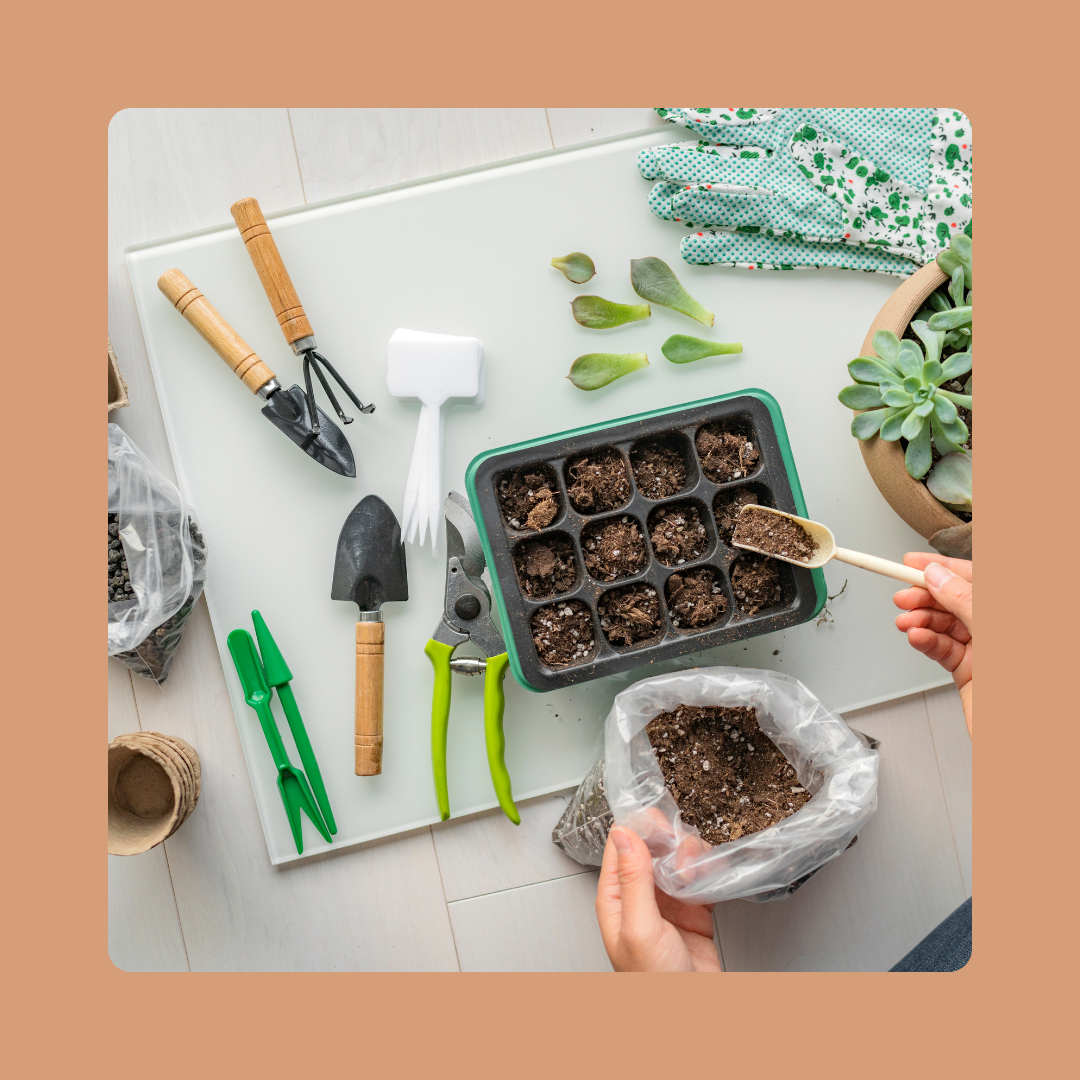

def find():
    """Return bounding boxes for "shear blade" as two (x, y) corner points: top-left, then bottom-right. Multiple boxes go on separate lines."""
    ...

(444, 491), (486, 579)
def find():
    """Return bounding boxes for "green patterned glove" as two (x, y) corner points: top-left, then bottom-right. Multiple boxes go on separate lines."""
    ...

(641, 108), (972, 276)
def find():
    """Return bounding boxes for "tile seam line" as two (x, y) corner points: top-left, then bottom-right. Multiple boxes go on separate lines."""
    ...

(923, 688), (970, 895)
(446, 867), (596, 906)
(286, 109), (308, 204)
(125, 666), (193, 972)
(428, 826), (464, 971)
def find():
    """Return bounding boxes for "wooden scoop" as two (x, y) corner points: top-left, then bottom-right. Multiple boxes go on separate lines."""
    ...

(733, 505), (926, 588)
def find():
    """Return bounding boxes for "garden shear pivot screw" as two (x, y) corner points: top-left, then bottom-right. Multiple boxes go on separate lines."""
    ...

(426, 492), (519, 824)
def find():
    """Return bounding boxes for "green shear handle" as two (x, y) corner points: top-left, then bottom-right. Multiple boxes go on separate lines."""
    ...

(426, 640), (519, 825)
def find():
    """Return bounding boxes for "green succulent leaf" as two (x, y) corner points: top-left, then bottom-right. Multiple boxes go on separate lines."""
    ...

(910, 320), (944, 366)
(923, 359), (944, 384)
(904, 421), (934, 479)
(940, 351), (973, 380)
(571, 295), (651, 329)
(849, 356), (902, 384)
(938, 389), (972, 409)
(941, 414), (970, 444)
(928, 306), (972, 331)
(948, 265), (965, 308)
(930, 411), (966, 456)
(630, 257), (714, 326)
(872, 329), (901, 364)
(937, 235), (972, 288)
(851, 408), (890, 439)
(925, 452), (972, 511)
(567, 352), (649, 390)
(551, 252), (596, 283)
(661, 334), (742, 363)
(882, 385), (913, 407)
(901, 408), (928, 442)
(902, 375), (922, 395)
(838, 383), (885, 409)
(896, 340), (925, 378)
(964, 375), (972, 395)
(933, 394), (959, 425)
(914, 399), (935, 417)
(880, 406), (913, 441)
(951, 232), (972, 264)
(943, 329), (970, 349)
(926, 290), (951, 314)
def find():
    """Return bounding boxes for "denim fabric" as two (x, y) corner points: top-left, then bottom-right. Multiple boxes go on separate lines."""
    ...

(891, 897), (971, 972)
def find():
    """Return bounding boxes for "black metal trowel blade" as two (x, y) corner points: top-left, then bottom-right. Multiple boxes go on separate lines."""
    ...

(331, 495), (409, 611)
(262, 385), (356, 478)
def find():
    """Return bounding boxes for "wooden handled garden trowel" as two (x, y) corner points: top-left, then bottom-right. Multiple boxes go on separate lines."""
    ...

(331, 495), (409, 775)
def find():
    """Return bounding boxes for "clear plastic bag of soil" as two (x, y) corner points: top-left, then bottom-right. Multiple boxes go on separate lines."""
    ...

(108, 424), (207, 686)
(552, 667), (878, 904)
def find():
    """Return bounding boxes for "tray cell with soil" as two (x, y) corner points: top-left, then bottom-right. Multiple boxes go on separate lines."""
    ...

(530, 599), (596, 668)
(496, 463), (562, 532)
(647, 501), (712, 567)
(565, 447), (631, 514)
(647, 704), (811, 845)
(664, 567), (728, 631)
(582, 514), (647, 582)
(695, 419), (762, 484)
(630, 434), (693, 500)
(512, 533), (579, 599)
(598, 583), (663, 648)
(713, 484), (772, 546)
(466, 392), (825, 691)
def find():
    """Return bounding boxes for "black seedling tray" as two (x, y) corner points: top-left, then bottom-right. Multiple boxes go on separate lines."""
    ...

(465, 391), (826, 692)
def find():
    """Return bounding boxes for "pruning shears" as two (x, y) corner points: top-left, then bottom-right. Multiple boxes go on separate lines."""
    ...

(425, 491), (519, 825)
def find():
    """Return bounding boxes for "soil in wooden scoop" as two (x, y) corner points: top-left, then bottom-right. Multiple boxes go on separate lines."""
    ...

(566, 449), (631, 514)
(497, 466), (560, 531)
(696, 423), (760, 483)
(582, 516), (646, 582)
(598, 583), (661, 646)
(647, 705), (811, 844)
(631, 439), (687, 499)
(733, 506), (816, 562)
(531, 599), (595, 667)
(649, 503), (708, 567)
(665, 567), (727, 629)
(513, 536), (577, 598)
(730, 554), (782, 616)
(713, 487), (760, 544)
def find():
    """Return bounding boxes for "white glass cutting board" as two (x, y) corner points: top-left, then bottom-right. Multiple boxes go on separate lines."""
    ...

(126, 131), (948, 864)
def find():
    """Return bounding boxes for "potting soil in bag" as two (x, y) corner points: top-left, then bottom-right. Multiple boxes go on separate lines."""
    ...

(552, 667), (878, 904)
(108, 424), (207, 686)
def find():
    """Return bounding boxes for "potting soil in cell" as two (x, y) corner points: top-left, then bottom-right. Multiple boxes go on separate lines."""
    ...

(647, 704), (811, 845)
(566, 449), (631, 513)
(497, 466), (560, 531)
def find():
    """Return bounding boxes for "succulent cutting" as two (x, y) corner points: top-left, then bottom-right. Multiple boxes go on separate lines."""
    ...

(567, 352), (650, 390)
(631, 257), (714, 326)
(551, 251), (596, 283)
(571, 295), (651, 328)
(661, 334), (742, 364)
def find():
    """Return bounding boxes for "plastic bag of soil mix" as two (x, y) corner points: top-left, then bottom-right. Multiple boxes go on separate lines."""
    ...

(107, 424), (206, 686)
(552, 667), (878, 904)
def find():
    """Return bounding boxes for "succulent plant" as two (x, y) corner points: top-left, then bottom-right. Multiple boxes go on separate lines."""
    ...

(839, 324), (971, 479)
(631, 257), (714, 326)
(925, 452), (972, 513)
(571, 295), (651, 328)
(661, 335), (743, 363)
(567, 352), (649, 390)
(551, 252), (596, 283)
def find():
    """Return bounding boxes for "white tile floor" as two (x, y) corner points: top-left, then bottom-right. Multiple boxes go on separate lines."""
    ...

(108, 110), (971, 971)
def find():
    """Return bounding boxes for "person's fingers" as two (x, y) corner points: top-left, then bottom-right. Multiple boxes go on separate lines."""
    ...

(903, 552), (972, 582)
(655, 888), (716, 938)
(594, 831), (624, 954)
(610, 827), (663, 942)
(922, 561), (972, 635)
(906, 627), (967, 673)
(895, 607), (971, 642)
(892, 584), (934, 611)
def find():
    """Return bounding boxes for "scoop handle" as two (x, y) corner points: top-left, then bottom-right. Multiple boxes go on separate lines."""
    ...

(832, 547), (926, 588)
(355, 618), (384, 776)
(157, 269), (275, 394)
(230, 197), (315, 348)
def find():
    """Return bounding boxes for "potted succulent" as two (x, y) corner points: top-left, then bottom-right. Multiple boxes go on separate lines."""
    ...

(839, 234), (972, 557)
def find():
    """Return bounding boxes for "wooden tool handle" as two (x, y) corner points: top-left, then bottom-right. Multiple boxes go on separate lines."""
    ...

(833, 547), (926, 588)
(157, 269), (275, 394)
(355, 620), (385, 776)
(230, 197), (314, 347)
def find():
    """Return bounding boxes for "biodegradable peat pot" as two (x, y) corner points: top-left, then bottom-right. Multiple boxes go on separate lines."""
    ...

(108, 732), (201, 855)
(856, 262), (965, 540)
(108, 338), (129, 413)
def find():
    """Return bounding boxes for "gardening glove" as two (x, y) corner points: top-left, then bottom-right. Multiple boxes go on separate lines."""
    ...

(640, 108), (972, 276)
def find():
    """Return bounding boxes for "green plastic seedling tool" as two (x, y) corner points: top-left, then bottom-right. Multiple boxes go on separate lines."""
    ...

(251, 610), (337, 834)
(227, 629), (333, 854)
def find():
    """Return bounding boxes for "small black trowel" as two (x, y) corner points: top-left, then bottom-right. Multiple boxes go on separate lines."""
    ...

(331, 495), (409, 775)
(158, 269), (356, 477)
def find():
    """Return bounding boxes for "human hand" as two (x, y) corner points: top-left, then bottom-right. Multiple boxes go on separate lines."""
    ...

(595, 826), (721, 972)
(893, 554), (972, 735)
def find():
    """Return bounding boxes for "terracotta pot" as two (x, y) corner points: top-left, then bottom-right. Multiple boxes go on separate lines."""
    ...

(855, 262), (964, 540)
